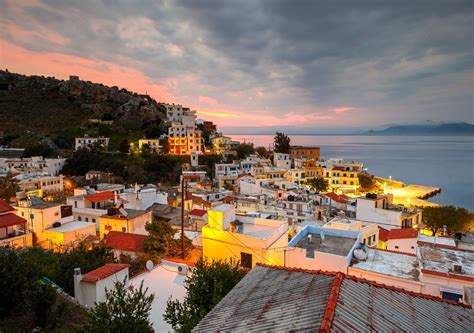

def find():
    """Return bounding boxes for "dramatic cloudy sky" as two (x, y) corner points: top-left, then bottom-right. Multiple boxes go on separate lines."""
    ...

(1, 0), (472, 132)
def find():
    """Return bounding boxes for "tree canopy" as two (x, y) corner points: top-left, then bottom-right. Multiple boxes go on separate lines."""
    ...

(236, 143), (255, 159)
(422, 205), (473, 236)
(273, 132), (291, 154)
(0, 172), (19, 200)
(358, 173), (375, 189)
(305, 177), (328, 192)
(143, 220), (191, 259)
(164, 258), (246, 332)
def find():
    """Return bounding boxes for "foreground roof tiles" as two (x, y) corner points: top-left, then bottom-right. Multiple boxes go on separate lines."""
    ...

(104, 231), (146, 253)
(193, 265), (474, 332)
(81, 263), (129, 283)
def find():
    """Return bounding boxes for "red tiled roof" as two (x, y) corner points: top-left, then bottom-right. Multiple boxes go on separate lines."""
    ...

(238, 173), (254, 178)
(104, 231), (146, 252)
(378, 227), (390, 242)
(222, 195), (236, 202)
(387, 228), (418, 240)
(0, 213), (27, 228)
(81, 263), (129, 283)
(84, 191), (114, 203)
(0, 199), (15, 214)
(324, 192), (349, 204)
(332, 166), (345, 171)
(185, 192), (193, 200)
(189, 209), (207, 217)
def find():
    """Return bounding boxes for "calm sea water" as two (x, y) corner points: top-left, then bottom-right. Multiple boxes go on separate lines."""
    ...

(228, 135), (474, 211)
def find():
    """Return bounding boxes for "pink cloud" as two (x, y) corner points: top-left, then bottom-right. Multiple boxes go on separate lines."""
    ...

(198, 96), (218, 105)
(0, 39), (172, 102)
(331, 106), (357, 113)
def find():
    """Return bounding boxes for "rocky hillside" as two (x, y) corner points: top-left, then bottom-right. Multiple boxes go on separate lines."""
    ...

(0, 70), (167, 148)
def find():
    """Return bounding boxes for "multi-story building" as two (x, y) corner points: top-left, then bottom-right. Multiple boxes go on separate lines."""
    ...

(290, 146), (320, 160)
(356, 194), (423, 230)
(4, 156), (66, 176)
(14, 172), (64, 197)
(75, 135), (109, 150)
(317, 158), (363, 193)
(273, 153), (291, 170)
(137, 139), (161, 152)
(202, 204), (289, 269)
(211, 135), (233, 154)
(167, 107), (203, 155)
(99, 207), (153, 238)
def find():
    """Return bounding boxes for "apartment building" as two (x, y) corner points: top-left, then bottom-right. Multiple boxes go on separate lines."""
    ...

(75, 135), (109, 150)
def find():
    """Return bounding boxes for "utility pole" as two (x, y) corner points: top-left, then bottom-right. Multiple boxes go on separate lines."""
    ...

(180, 174), (201, 259)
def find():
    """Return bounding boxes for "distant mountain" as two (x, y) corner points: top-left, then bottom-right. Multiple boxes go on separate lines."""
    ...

(364, 122), (474, 135)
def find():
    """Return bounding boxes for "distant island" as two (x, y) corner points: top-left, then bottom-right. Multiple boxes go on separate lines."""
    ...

(364, 122), (474, 136)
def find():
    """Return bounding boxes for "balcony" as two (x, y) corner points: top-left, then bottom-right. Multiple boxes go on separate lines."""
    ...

(0, 230), (33, 247)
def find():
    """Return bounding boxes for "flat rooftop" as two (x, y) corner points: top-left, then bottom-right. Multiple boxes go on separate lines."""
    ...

(233, 221), (281, 240)
(352, 249), (419, 281)
(295, 233), (356, 256)
(47, 221), (94, 233)
(419, 245), (474, 276)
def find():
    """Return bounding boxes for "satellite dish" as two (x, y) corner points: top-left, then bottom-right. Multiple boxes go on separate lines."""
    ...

(146, 260), (154, 271)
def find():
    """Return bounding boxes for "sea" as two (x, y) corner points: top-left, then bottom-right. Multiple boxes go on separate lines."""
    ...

(228, 135), (474, 211)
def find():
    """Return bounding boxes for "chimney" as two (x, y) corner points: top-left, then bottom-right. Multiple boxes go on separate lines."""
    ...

(73, 268), (83, 305)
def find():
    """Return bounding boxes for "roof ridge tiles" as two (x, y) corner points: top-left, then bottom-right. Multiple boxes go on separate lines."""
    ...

(320, 272), (344, 332)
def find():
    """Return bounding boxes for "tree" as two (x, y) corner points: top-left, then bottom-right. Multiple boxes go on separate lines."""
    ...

(160, 138), (170, 154)
(255, 146), (269, 158)
(358, 173), (374, 189)
(143, 220), (190, 259)
(83, 280), (154, 333)
(164, 258), (246, 332)
(274, 132), (290, 154)
(305, 177), (328, 192)
(236, 143), (255, 159)
(118, 139), (130, 153)
(423, 205), (473, 236)
(0, 172), (19, 200)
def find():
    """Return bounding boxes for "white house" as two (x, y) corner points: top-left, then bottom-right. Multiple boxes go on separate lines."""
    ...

(356, 194), (422, 230)
(273, 153), (291, 170)
(75, 136), (110, 150)
(74, 263), (129, 307)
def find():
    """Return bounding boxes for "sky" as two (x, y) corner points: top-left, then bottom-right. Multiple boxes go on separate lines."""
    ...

(0, 0), (473, 133)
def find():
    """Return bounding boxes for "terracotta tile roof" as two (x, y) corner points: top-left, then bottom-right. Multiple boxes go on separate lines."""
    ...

(378, 227), (390, 242)
(104, 231), (146, 252)
(0, 199), (15, 214)
(332, 166), (345, 171)
(324, 192), (349, 204)
(222, 195), (236, 202)
(238, 173), (254, 178)
(81, 263), (129, 283)
(84, 191), (114, 203)
(185, 192), (193, 200)
(388, 228), (418, 240)
(0, 213), (27, 228)
(189, 209), (207, 217)
(193, 264), (473, 332)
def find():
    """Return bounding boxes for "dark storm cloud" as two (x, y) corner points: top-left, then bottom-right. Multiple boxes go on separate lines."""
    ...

(1, 0), (472, 126)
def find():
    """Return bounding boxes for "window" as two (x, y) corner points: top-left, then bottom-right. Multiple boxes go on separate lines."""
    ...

(122, 227), (127, 232)
(441, 291), (462, 302)
(92, 218), (96, 223)
(411, 246), (415, 250)
(85, 217), (89, 222)
(78, 216), (82, 221)
(395, 246), (399, 249)
(241, 252), (252, 269)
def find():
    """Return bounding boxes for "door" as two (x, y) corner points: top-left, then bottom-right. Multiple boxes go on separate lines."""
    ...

(240, 252), (252, 269)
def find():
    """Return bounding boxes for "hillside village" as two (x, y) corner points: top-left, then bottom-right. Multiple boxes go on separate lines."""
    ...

(1, 74), (473, 331)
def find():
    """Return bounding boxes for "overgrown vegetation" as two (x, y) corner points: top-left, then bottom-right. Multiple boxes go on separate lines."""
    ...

(164, 258), (246, 332)
(0, 247), (91, 331)
(358, 173), (375, 189)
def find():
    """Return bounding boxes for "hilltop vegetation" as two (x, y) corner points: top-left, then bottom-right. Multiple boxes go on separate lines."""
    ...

(0, 70), (167, 149)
